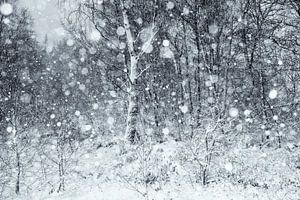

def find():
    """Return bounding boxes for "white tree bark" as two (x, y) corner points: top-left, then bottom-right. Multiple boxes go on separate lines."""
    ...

(121, 0), (140, 143)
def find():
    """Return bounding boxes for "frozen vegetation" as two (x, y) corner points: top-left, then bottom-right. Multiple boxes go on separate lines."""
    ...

(1, 0), (300, 199)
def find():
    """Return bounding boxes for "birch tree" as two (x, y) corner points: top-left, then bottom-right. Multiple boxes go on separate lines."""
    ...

(60, 0), (159, 144)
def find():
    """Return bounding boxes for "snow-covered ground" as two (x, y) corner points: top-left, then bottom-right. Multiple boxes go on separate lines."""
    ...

(11, 140), (300, 200)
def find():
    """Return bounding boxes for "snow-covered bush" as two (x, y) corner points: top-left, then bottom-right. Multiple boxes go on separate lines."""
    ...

(219, 146), (300, 190)
(116, 140), (182, 196)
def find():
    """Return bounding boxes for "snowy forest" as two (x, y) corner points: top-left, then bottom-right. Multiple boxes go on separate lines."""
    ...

(0, 0), (300, 199)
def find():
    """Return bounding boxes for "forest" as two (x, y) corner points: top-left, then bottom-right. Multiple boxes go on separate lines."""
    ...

(0, 0), (300, 199)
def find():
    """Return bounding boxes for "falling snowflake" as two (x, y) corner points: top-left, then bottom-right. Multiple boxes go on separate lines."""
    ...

(162, 127), (170, 135)
(119, 42), (126, 50)
(83, 124), (92, 131)
(182, 7), (189, 15)
(209, 75), (218, 83)
(109, 91), (117, 98)
(64, 90), (71, 96)
(229, 107), (239, 118)
(0, 3), (13, 16)
(89, 30), (101, 41)
(6, 126), (13, 133)
(142, 43), (153, 54)
(269, 89), (278, 99)
(89, 47), (97, 54)
(244, 109), (251, 116)
(66, 39), (74, 46)
(209, 24), (219, 35)
(166, 2), (175, 10)
(3, 18), (10, 24)
(20, 93), (31, 104)
(79, 84), (86, 91)
(236, 124), (243, 131)
(50, 114), (56, 119)
(75, 111), (81, 116)
(116, 27), (125, 36)
(107, 117), (115, 125)
(92, 103), (99, 110)
(224, 162), (233, 172)
(81, 68), (89, 75)
(162, 40), (170, 47)
(207, 97), (214, 103)
(160, 46), (174, 59)
(135, 17), (143, 25)
(140, 25), (155, 43)
(179, 105), (189, 114)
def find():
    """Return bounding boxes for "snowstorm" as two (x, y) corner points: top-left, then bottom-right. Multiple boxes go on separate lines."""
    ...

(0, 0), (300, 199)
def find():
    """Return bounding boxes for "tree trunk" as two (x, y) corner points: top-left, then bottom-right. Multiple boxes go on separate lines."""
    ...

(15, 152), (20, 195)
(121, 0), (140, 143)
(126, 79), (140, 143)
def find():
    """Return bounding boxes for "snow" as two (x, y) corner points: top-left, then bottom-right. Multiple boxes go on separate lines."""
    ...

(209, 24), (219, 35)
(109, 90), (117, 98)
(236, 123), (243, 131)
(3, 18), (10, 24)
(20, 93), (31, 104)
(183, 7), (189, 15)
(89, 30), (101, 41)
(269, 89), (278, 99)
(135, 17), (143, 25)
(229, 107), (239, 118)
(64, 90), (71, 96)
(0, 3), (13, 16)
(162, 127), (170, 135)
(139, 24), (156, 55)
(3, 2), (300, 200)
(6, 126), (13, 133)
(75, 111), (81, 116)
(82, 124), (92, 131)
(66, 39), (74, 46)
(244, 109), (251, 116)
(116, 27), (126, 36)
(140, 25), (155, 43)
(179, 105), (189, 114)
(142, 43), (153, 54)
(119, 42), (126, 49)
(162, 39), (170, 47)
(279, 123), (285, 128)
(79, 84), (86, 91)
(81, 68), (89, 75)
(224, 162), (233, 172)
(209, 75), (218, 83)
(160, 46), (174, 59)
(92, 103), (99, 110)
(166, 2), (175, 10)
(293, 112), (297, 116)
(107, 117), (115, 125)
(89, 47), (97, 54)
(79, 48), (86, 55)
(207, 97), (214, 103)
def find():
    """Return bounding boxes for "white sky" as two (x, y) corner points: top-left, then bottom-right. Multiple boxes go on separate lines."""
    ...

(18, 0), (65, 45)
